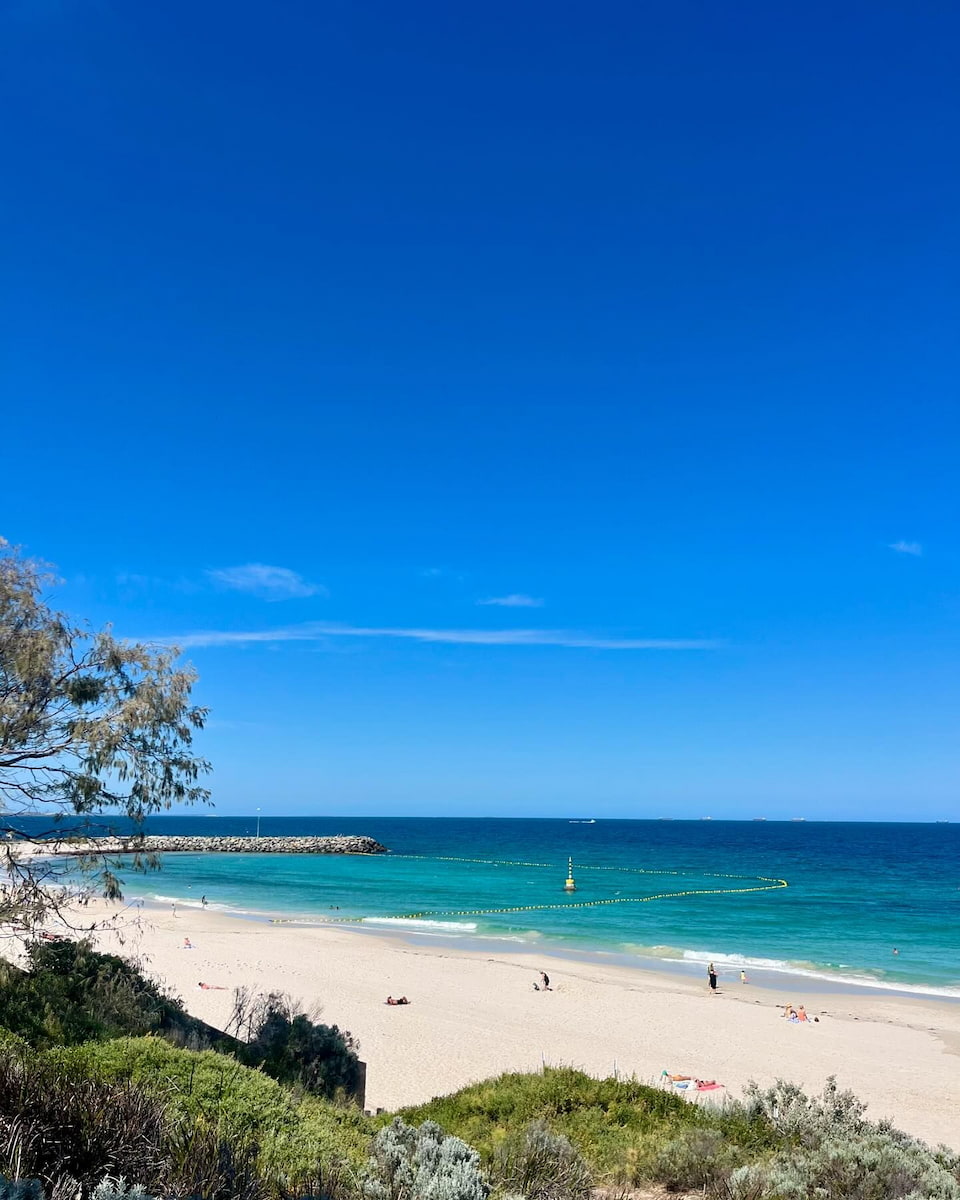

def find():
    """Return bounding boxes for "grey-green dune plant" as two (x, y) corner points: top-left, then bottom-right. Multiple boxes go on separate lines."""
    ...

(713, 1076), (960, 1200)
(89, 1180), (156, 1200)
(363, 1118), (488, 1200)
(647, 1127), (739, 1193)
(494, 1120), (591, 1200)
(720, 1133), (960, 1200)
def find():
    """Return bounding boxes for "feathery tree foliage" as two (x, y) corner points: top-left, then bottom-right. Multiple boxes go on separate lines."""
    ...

(0, 538), (209, 929)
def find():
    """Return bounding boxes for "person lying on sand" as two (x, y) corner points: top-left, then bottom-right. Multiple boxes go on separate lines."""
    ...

(198, 982), (227, 990)
(385, 996), (410, 1005)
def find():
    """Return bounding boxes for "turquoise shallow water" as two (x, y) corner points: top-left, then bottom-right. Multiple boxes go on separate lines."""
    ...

(35, 816), (960, 997)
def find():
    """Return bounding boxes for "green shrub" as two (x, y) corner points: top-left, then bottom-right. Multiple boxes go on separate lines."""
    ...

(232, 990), (361, 1100)
(0, 1048), (264, 1200)
(714, 1076), (960, 1200)
(734, 1075), (871, 1144)
(45, 1036), (301, 1147)
(363, 1118), (488, 1200)
(720, 1132), (960, 1200)
(42, 1036), (371, 1196)
(400, 1067), (706, 1179)
(493, 1120), (591, 1200)
(0, 941), (217, 1051)
(647, 1128), (739, 1192)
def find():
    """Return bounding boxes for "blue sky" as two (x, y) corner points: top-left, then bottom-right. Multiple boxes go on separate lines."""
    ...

(2, 1), (958, 819)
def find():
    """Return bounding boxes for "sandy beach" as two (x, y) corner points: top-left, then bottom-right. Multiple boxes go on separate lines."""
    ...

(53, 898), (960, 1150)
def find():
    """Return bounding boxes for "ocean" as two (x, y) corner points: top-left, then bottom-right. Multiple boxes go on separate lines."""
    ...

(25, 815), (960, 998)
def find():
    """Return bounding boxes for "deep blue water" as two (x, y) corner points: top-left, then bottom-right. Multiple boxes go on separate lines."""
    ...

(15, 815), (960, 995)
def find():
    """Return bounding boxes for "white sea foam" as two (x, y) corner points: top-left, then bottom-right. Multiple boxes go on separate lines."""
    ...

(681, 949), (792, 970)
(650, 948), (960, 998)
(363, 917), (479, 932)
(150, 894), (247, 915)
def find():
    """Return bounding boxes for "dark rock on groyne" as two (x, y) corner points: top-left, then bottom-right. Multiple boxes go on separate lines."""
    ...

(32, 835), (388, 856)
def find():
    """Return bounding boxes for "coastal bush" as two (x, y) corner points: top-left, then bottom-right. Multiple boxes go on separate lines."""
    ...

(42, 1037), (372, 1195)
(646, 1128), (739, 1192)
(733, 1075), (871, 1144)
(1, 940), (360, 1103)
(493, 1120), (591, 1200)
(399, 1067), (752, 1180)
(46, 1036), (302, 1146)
(720, 1132), (960, 1200)
(0, 1046), (266, 1200)
(0, 941), (219, 1051)
(230, 989), (361, 1100)
(363, 1118), (488, 1200)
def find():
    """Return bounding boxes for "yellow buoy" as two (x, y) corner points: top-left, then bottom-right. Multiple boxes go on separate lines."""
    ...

(564, 855), (577, 892)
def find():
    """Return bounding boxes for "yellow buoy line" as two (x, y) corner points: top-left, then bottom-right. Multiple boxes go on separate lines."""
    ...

(313, 854), (788, 925)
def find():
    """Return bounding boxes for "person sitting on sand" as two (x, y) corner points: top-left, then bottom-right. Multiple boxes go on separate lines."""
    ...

(183, 937), (193, 949)
(539, 971), (551, 991)
(796, 1004), (809, 1022)
(782, 1004), (795, 1019)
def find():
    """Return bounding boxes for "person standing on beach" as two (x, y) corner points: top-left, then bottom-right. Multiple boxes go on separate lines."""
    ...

(708, 963), (718, 993)
(740, 969), (748, 984)
(539, 971), (551, 991)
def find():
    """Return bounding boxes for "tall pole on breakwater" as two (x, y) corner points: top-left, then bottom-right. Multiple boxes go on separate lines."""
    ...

(256, 807), (261, 840)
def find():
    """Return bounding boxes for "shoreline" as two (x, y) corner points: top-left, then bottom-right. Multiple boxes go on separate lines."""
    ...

(130, 889), (960, 1004)
(58, 896), (960, 1149)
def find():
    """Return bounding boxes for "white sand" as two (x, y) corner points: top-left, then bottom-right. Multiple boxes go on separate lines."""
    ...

(55, 898), (959, 1150)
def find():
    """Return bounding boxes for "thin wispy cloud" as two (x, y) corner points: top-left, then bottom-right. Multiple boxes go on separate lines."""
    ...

(477, 594), (544, 608)
(207, 563), (327, 600)
(420, 566), (466, 582)
(888, 541), (922, 557)
(158, 622), (721, 652)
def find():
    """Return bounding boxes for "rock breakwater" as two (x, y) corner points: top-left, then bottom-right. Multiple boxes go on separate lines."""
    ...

(31, 835), (388, 856)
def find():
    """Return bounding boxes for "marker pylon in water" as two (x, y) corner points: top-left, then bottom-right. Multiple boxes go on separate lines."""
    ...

(564, 856), (577, 892)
